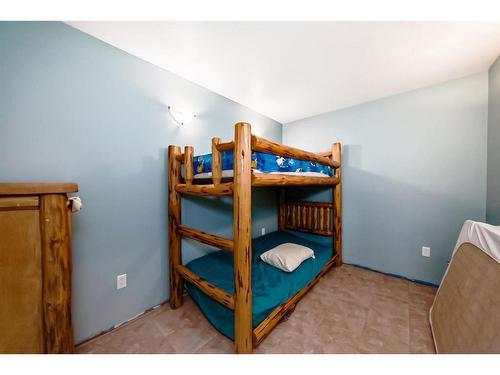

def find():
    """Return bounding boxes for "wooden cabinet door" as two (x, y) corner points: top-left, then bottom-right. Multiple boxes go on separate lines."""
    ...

(0, 197), (44, 353)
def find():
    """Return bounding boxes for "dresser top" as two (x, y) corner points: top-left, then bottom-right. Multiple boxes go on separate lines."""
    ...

(0, 183), (78, 195)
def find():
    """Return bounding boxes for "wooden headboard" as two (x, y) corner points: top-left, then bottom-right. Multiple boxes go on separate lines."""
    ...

(279, 194), (333, 236)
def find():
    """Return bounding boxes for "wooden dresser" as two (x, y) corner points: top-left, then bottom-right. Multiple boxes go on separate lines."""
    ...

(0, 183), (78, 354)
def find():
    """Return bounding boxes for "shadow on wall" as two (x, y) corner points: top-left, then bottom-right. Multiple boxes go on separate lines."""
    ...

(286, 145), (481, 285)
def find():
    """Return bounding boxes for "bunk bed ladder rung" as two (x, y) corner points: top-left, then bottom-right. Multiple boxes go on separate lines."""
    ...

(175, 264), (235, 310)
(177, 224), (234, 252)
(175, 182), (233, 196)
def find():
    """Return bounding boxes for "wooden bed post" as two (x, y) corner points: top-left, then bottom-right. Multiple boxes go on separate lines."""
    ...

(212, 137), (222, 185)
(233, 122), (253, 354)
(332, 143), (342, 266)
(278, 188), (286, 231)
(168, 145), (183, 308)
(184, 146), (194, 186)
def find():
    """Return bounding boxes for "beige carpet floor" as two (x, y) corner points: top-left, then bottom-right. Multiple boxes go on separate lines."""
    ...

(76, 264), (437, 354)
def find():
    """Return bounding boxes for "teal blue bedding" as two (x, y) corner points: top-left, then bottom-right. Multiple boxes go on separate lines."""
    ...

(186, 231), (332, 340)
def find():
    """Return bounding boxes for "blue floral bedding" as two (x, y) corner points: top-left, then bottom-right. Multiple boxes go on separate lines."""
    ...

(193, 150), (334, 176)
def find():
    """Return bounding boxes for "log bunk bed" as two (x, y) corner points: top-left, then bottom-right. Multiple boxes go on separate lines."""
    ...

(168, 122), (342, 354)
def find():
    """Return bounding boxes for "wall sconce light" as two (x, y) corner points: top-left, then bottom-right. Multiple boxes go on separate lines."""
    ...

(168, 106), (196, 126)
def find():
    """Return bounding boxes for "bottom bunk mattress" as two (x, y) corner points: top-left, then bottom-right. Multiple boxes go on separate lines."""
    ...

(185, 231), (332, 340)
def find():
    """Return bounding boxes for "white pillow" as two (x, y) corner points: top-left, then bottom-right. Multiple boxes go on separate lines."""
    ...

(260, 243), (315, 272)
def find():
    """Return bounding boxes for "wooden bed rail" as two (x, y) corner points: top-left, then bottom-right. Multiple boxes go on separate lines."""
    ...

(317, 151), (332, 158)
(175, 134), (339, 175)
(175, 140), (234, 163)
(176, 264), (235, 310)
(176, 182), (233, 196)
(251, 135), (340, 168)
(216, 140), (234, 152)
(252, 174), (339, 186)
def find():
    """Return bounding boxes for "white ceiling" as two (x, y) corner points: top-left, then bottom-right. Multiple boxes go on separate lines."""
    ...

(67, 22), (500, 124)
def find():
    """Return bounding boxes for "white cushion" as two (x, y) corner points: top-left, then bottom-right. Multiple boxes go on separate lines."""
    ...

(260, 243), (315, 272)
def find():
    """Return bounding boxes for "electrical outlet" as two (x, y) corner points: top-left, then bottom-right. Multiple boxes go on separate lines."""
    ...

(422, 247), (431, 257)
(117, 274), (127, 289)
(261, 227), (266, 235)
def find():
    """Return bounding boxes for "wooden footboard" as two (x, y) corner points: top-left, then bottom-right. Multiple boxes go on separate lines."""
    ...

(283, 201), (334, 236)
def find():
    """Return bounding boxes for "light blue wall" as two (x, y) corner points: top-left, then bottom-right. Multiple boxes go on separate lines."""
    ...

(487, 55), (500, 224)
(0, 21), (493, 343)
(0, 22), (282, 342)
(284, 73), (489, 285)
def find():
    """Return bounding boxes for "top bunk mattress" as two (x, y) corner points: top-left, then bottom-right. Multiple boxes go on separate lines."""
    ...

(185, 230), (333, 340)
(192, 150), (334, 178)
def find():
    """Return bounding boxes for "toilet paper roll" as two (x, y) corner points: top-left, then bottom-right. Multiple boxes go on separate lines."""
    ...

(68, 197), (82, 213)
